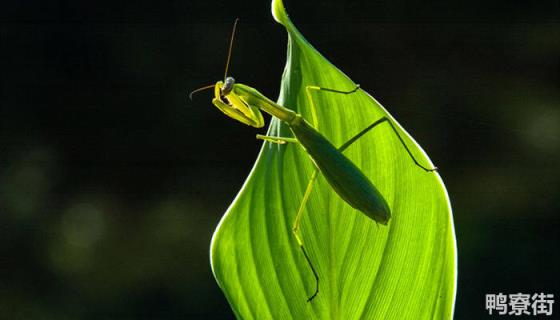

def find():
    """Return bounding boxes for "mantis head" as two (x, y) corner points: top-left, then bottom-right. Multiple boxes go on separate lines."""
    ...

(190, 19), (264, 128)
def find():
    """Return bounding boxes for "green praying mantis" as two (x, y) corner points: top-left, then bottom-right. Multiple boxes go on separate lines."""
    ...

(190, 19), (437, 302)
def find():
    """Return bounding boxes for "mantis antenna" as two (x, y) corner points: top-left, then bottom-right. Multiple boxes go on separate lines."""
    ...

(188, 18), (240, 100)
(188, 84), (215, 100)
(224, 18), (239, 80)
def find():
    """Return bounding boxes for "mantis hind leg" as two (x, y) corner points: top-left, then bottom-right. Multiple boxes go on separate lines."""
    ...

(305, 84), (361, 129)
(256, 133), (320, 301)
(306, 83), (436, 171)
(292, 170), (320, 302)
(290, 84), (362, 302)
(338, 117), (437, 172)
(255, 134), (320, 301)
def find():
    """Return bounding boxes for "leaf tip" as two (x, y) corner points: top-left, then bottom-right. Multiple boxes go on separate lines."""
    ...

(271, 0), (287, 26)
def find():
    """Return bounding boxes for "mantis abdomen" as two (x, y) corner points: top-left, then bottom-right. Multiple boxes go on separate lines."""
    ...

(289, 115), (391, 225)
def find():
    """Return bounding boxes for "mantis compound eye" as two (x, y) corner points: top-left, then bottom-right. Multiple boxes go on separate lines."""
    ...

(222, 77), (235, 95)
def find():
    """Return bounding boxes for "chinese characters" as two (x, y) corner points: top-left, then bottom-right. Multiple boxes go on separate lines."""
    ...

(486, 293), (554, 316)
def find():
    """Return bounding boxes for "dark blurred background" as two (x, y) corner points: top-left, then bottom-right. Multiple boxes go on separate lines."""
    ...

(1, 0), (559, 319)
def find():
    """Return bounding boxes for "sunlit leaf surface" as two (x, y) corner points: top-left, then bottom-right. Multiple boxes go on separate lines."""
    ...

(211, 0), (457, 318)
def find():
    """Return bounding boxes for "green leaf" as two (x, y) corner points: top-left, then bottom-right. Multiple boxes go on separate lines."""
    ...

(210, 0), (457, 318)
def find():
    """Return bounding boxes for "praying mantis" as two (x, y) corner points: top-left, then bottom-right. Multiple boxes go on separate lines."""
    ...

(190, 19), (437, 302)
